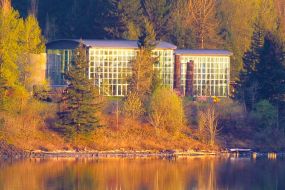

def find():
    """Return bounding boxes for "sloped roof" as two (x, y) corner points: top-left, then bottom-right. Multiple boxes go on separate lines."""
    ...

(46, 39), (177, 50)
(176, 49), (233, 56)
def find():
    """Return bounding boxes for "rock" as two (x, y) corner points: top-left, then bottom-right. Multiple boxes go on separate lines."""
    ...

(38, 146), (49, 152)
(0, 140), (26, 159)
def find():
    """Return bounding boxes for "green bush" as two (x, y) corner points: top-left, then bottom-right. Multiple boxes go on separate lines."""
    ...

(251, 100), (277, 129)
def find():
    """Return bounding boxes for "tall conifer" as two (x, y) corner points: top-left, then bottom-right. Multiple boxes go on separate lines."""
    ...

(255, 33), (285, 104)
(57, 42), (101, 137)
(236, 22), (264, 111)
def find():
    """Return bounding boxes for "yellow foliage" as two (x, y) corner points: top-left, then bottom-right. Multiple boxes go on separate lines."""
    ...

(122, 91), (144, 119)
(129, 48), (154, 98)
(149, 87), (185, 134)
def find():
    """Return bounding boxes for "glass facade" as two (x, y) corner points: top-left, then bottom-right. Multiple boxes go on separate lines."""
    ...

(180, 55), (230, 97)
(89, 48), (174, 96)
(47, 49), (74, 86)
(46, 41), (231, 98)
(47, 48), (174, 96)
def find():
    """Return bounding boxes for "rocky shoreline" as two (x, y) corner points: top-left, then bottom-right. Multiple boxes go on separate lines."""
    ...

(1, 141), (285, 160)
(0, 140), (218, 159)
(27, 150), (217, 159)
(0, 141), (29, 159)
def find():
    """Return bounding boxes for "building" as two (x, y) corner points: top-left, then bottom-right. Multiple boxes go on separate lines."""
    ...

(175, 50), (232, 97)
(46, 39), (232, 98)
(46, 39), (176, 96)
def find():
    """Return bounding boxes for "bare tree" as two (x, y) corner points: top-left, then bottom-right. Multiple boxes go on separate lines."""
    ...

(29, 0), (38, 17)
(0, 0), (11, 13)
(188, 0), (220, 48)
(207, 104), (219, 146)
(44, 14), (57, 41)
(198, 103), (219, 146)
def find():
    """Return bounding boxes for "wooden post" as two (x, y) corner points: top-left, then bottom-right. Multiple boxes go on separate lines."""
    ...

(185, 61), (194, 97)
(174, 55), (181, 92)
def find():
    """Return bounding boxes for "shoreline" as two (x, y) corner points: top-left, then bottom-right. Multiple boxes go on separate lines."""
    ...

(1, 140), (285, 159)
(1, 150), (285, 160)
(1, 150), (218, 160)
(28, 150), (218, 159)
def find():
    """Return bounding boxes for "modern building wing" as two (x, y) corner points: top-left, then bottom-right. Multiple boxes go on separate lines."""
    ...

(46, 39), (176, 96)
(46, 39), (232, 98)
(175, 49), (232, 97)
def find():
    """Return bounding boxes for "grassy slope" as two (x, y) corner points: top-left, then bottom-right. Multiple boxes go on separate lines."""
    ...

(0, 99), (213, 152)
(3, 98), (284, 152)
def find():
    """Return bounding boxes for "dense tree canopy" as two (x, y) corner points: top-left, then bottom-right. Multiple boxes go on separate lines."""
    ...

(11, 0), (285, 82)
(0, 2), (44, 111)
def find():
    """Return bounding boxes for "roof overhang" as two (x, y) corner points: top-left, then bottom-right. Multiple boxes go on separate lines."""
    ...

(175, 49), (233, 56)
(46, 39), (177, 50)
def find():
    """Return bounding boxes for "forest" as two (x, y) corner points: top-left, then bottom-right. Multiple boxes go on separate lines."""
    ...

(12, 0), (285, 79)
(0, 0), (285, 152)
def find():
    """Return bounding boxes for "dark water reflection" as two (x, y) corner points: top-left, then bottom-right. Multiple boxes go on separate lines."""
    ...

(0, 157), (284, 190)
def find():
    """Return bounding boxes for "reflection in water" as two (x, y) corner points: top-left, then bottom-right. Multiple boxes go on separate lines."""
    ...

(0, 157), (284, 190)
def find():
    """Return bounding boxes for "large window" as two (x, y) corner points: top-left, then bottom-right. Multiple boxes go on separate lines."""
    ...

(153, 50), (174, 88)
(47, 49), (74, 86)
(89, 48), (174, 96)
(180, 56), (230, 97)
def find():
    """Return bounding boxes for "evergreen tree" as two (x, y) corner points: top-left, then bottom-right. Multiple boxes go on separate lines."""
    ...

(141, 0), (173, 40)
(217, 0), (259, 80)
(106, 0), (143, 39)
(236, 22), (264, 111)
(166, 0), (195, 48)
(255, 33), (285, 104)
(104, 0), (128, 39)
(57, 42), (101, 138)
(119, 0), (143, 40)
(137, 18), (156, 50)
(254, 32), (285, 129)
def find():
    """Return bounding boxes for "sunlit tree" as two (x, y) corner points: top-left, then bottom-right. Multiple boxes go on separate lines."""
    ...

(57, 43), (102, 138)
(149, 87), (185, 134)
(18, 15), (45, 91)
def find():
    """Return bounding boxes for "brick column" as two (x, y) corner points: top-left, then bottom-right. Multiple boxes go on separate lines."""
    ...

(174, 54), (181, 91)
(185, 60), (194, 97)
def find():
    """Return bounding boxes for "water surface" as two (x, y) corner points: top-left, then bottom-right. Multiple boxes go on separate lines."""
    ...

(0, 157), (284, 190)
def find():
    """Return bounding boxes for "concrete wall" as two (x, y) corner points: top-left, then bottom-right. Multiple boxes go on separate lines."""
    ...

(28, 53), (47, 89)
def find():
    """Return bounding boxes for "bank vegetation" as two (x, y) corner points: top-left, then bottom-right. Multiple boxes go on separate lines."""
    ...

(0, 1), (285, 153)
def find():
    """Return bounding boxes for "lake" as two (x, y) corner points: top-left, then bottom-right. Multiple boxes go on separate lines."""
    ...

(0, 156), (284, 190)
